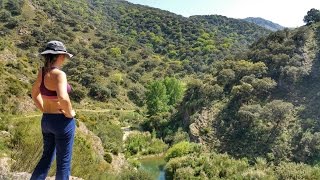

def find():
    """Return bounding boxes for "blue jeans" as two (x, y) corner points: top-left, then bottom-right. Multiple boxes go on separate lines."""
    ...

(30, 113), (75, 180)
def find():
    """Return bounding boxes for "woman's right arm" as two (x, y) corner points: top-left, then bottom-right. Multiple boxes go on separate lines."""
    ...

(31, 69), (44, 112)
(56, 72), (74, 118)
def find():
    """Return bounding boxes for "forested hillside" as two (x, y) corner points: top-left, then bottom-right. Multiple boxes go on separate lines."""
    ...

(1, 0), (320, 179)
(0, 0), (271, 114)
(164, 19), (320, 180)
(243, 17), (285, 31)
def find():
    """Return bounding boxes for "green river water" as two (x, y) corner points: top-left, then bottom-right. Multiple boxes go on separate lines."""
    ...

(139, 156), (166, 180)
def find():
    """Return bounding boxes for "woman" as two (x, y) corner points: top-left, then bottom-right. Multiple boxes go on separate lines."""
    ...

(30, 40), (76, 180)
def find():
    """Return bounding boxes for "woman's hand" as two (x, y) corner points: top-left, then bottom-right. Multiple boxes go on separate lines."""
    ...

(60, 109), (76, 118)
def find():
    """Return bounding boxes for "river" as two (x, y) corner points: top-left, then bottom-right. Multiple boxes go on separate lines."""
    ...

(139, 156), (166, 180)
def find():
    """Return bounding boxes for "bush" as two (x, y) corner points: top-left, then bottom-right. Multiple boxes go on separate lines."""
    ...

(165, 141), (201, 161)
(127, 84), (146, 107)
(7, 78), (26, 97)
(104, 153), (112, 163)
(125, 132), (168, 156)
(70, 87), (86, 103)
(275, 162), (320, 180)
(5, 0), (23, 16)
(174, 166), (195, 179)
(172, 128), (190, 144)
(119, 169), (153, 180)
(5, 17), (18, 29)
(0, 9), (11, 22)
(145, 138), (168, 155)
(125, 133), (151, 156)
(88, 84), (111, 101)
(128, 159), (141, 168)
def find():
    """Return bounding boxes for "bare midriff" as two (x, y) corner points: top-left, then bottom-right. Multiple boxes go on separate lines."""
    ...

(42, 98), (63, 114)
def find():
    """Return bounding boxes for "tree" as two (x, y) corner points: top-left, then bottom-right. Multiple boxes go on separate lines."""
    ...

(127, 84), (145, 107)
(109, 47), (122, 57)
(146, 81), (169, 115)
(88, 84), (111, 101)
(0, 10), (11, 22)
(217, 69), (235, 85)
(4, 17), (18, 29)
(303, 8), (320, 25)
(294, 131), (320, 164)
(5, 0), (23, 16)
(70, 88), (86, 103)
(163, 77), (185, 106)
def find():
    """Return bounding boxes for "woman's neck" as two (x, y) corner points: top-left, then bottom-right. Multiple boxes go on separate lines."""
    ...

(51, 62), (63, 69)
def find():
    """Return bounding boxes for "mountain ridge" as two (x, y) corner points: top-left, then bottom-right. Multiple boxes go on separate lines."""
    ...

(243, 17), (285, 31)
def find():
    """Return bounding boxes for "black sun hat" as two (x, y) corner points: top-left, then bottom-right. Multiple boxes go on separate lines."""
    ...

(40, 40), (73, 58)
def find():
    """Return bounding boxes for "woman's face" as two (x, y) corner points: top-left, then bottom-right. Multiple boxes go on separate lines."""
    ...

(58, 54), (66, 64)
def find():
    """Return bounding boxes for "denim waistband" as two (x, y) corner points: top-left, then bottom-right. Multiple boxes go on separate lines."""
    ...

(42, 113), (74, 120)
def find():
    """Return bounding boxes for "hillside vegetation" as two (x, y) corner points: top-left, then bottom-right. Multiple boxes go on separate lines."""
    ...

(0, 0), (271, 114)
(243, 17), (285, 31)
(1, 0), (320, 179)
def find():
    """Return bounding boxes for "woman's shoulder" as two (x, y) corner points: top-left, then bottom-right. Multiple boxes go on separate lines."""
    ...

(48, 67), (65, 75)
(54, 69), (67, 81)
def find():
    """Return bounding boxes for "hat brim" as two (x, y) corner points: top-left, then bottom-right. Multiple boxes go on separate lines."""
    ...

(40, 50), (73, 58)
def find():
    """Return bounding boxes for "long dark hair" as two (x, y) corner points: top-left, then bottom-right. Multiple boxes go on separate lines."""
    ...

(43, 54), (59, 74)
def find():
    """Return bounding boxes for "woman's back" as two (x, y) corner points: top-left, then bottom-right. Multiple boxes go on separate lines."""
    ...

(40, 67), (71, 113)
(31, 40), (75, 180)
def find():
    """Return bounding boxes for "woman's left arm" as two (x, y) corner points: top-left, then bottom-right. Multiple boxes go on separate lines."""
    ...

(31, 68), (44, 112)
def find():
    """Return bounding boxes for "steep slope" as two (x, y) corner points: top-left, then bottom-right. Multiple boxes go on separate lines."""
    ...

(105, 2), (271, 62)
(0, 114), (111, 179)
(0, 0), (271, 114)
(174, 22), (320, 164)
(244, 17), (285, 31)
(189, 15), (271, 46)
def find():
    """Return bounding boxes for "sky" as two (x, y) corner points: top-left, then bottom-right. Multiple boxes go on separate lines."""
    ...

(125, 0), (320, 28)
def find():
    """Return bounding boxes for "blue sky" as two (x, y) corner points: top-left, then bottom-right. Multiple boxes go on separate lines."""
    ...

(126, 0), (320, 27)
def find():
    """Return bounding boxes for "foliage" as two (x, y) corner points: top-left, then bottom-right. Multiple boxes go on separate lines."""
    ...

(104, 152), (112, 163)
(124, 132), (168, 156)
(275, 162), (320, 180)
(145, 80), (169, 115)
(88, 83), (111, 102)
(5, 0), (23, 16)
(77, 112), (123, 155)
(145, 77), (184, 116)
(1, 1), (320, 178)
(119, 168), (153, 180)
(304, 8), (320, 25)
(165, 141), (201, 161)
(165, 152), (320, 179)
(6, 115), (109, 179)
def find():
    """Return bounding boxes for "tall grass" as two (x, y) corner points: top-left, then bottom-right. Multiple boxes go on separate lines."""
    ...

(7, 115), (110, 179)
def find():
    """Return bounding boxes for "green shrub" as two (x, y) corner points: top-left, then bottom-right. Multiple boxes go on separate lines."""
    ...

(104, 152), (112, 163)
(275, 162), (320, 180)
(165, 141), (201, 161)
(77, 112), (123, 155)
(128, 158), (141, 168)
(88, 83), (111, 101)
(172, 128), (190, 144)
(119, 169), (153, 180)
(5, 0), (23, 16)
(69, 87), (86, 103)
(0, 9), (11, 22)
(5, 17), (18, 29)
(125, 132), (151, 156)
(174, 166), (195, 179)
(125, 132), (168, 156)
(145, 138), (168, 155)
(7, 78), (26, 97)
